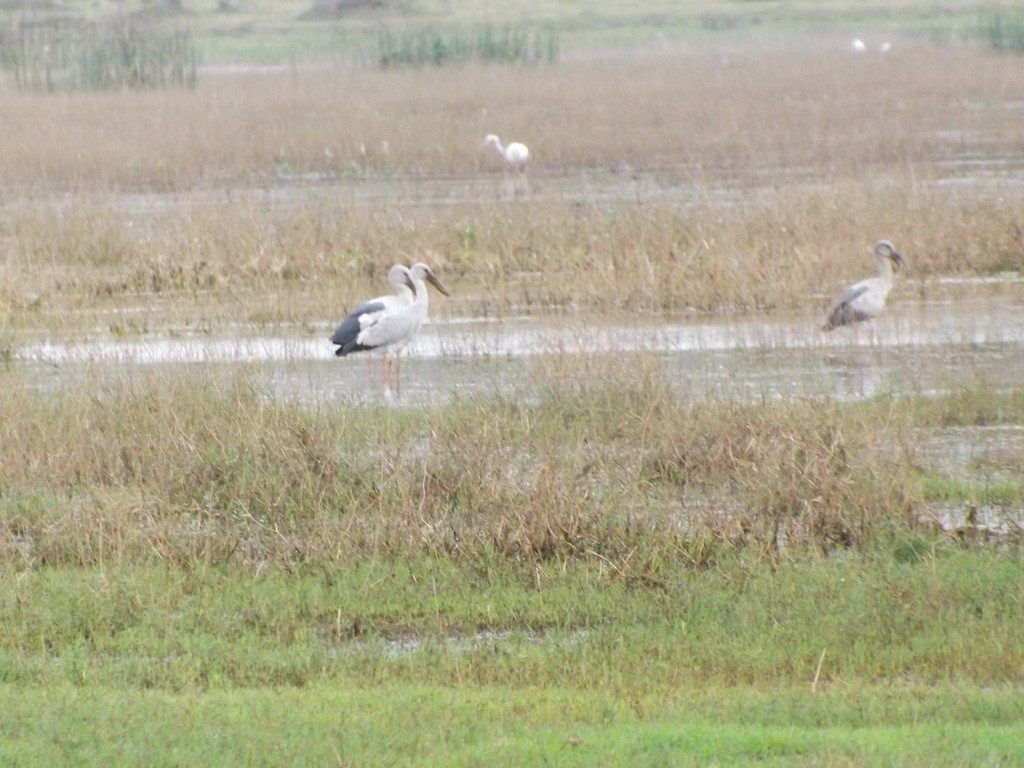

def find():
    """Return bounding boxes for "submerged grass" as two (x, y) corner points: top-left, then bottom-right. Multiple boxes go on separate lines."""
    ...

(921, 471), (1022, 505)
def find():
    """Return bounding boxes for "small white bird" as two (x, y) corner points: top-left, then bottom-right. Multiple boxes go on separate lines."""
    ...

(879, 41), (892, 53)
(851, 38), (867, 52)
(822, 240), (904, 332)
(484, 134), (529, 170)
(331, 263), (450, 391)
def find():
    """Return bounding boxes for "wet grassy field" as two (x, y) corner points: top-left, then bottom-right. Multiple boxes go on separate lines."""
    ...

(1, 2), (1024, 765)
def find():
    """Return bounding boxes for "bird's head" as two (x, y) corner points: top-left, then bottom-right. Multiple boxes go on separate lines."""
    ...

(483, 134), (500, 148)
(388, 264), (414, 292)
(409, 263), (451, 296)
(874, 240), (904, 268)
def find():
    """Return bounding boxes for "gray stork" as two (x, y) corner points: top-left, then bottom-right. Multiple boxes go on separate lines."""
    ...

(331, 263), (450, 391)
(822, 240), (904, 332)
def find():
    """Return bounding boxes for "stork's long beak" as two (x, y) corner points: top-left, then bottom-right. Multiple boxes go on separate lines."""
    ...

(425, 272), (451, 297)
(891, 251), (904, 268)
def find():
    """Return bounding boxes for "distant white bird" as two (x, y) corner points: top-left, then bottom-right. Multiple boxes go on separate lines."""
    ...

(822, 240), (904, 331)
(879, 41), (892, 53)
(851, 38), (867, 52)
(484, 134), (529, 170)
(331, 263), (450, 391)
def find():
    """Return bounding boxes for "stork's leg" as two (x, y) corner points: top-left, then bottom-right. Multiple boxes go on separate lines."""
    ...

(381, 355), (390, 392)
(393, 353), (402, 395)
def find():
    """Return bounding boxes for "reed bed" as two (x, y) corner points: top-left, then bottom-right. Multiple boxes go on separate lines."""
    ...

(6, 14), (197, 92)
(975, 9), (1024, 52)
(376, 24), (559, 68)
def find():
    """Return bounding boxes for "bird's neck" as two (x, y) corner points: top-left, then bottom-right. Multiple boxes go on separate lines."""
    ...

(876, 255), (894, 284)
(412, 280), (429, 308)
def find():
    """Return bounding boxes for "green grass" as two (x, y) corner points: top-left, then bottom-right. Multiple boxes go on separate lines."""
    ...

(2, 547), (1022, 690)
(0, 548), (1022, 765)
(921, 471), (1023, 505)
(1, 684), (1022, 766)
(905, 385), (1024, 427)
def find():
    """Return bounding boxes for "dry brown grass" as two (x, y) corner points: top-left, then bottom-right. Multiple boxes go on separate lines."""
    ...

(0, 358), (928, 569)
(2, 185), (1020, 336)
(0, 39), (1022, 188)
(1, 37), (1022, 332)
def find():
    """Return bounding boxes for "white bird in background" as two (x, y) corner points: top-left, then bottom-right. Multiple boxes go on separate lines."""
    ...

(879, 41), (892, 53)
(822, 240), (904, 332)
(331, 263), (451, 392)
(851, 38), (867, 52)
(484, 134), (529, 170)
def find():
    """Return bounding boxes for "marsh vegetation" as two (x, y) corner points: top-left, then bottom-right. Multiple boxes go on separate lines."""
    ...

(1, 1), (1023, 764)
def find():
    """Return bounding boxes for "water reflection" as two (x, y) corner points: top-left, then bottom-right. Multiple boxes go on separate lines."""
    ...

(14, 293), (1024, 407)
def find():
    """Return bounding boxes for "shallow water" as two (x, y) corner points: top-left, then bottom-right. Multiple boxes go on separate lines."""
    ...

(15, 290), (1024, 408)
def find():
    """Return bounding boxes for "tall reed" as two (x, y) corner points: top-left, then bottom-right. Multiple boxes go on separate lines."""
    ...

(377, 24), (559, 68)
(6, 14), (197, 91)
(976, 10), (1024, 52)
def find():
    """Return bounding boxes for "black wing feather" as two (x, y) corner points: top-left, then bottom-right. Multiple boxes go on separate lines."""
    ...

(822, 284), (873, 331)
(331, 301), (385, 356)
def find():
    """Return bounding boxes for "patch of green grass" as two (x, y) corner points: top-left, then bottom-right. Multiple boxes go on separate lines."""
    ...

(906, 386), (1024, 427)
(1, 546), (1021, 691)
(0, 683), (1022, 767)
(0, 548), (1022, 764)
(921, 470), (1023, 505)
